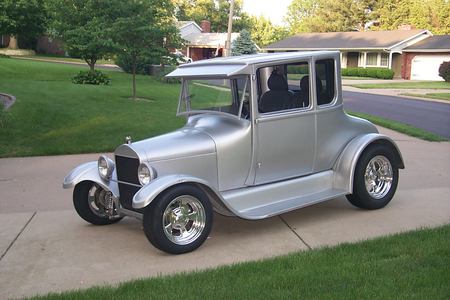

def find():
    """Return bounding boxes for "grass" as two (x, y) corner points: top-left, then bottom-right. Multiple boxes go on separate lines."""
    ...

(0, 57), (184, 157)
(29, 224), (450, 299)
(400, 92), (450, 101)
(347, 111), (448, 142)
(1, 58), (446, 157)
(347, 81), (450, 89)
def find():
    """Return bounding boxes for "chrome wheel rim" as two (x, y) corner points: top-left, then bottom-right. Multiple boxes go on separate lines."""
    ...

(163, 195), (206, 245)
(364, 155), (393, 199)
(87, 184), (109, 218)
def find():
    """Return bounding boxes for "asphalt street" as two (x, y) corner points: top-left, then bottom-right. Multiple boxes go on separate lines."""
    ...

(343, 91), (450, 139)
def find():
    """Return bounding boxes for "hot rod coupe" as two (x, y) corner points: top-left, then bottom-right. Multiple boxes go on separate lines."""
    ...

(63, 51), (404, 254)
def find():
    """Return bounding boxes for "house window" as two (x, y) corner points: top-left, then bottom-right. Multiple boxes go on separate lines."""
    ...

(381, 53), (389, 67)
(366, 53), (378, 66)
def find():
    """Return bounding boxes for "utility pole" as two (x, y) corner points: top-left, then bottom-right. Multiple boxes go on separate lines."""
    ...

(224, 0), (234, 57)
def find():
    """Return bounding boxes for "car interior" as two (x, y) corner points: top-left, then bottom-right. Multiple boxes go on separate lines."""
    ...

(257, 59), (336, 114)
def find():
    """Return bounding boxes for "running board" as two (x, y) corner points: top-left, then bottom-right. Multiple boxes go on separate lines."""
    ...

(221, 170), (347, 220)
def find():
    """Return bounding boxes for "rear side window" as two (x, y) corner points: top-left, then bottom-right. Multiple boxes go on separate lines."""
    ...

(315, 59), (336, 106)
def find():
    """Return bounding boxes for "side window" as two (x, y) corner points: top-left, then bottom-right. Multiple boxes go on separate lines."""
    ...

(287, 62), (310, 109)
(257, 62), (310, 114)
(315, 59), (336, 106)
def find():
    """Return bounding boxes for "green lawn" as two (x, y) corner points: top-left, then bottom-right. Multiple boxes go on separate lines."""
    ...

(1, 58), (446, 157)
(347, 81), (450, 89)
(0, 57), (184, 157)
(30, 224), (450, 299)
(401, 93), (450, 101)
(348, 111), (447, 142)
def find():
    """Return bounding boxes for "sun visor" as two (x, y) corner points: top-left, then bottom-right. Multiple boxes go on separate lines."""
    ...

(166, 64), (251, 78)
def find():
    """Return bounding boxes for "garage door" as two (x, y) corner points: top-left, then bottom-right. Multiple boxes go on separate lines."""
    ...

(411, 55), (450, 81)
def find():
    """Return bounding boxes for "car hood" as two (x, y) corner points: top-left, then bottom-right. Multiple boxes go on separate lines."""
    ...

(114, 114), (250, 163)
(115, 126), (216, 162)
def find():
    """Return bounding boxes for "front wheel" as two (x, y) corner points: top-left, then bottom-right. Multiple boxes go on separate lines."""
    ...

(73, 181), (123, 225)
(143, 185), (213, 254)
(346, 145), (399, 210)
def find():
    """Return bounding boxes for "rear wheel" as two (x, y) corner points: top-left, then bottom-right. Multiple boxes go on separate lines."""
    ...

(346, 145), (399, 210)
(73, 181), (123, 225)
(143, 185), (213, 254)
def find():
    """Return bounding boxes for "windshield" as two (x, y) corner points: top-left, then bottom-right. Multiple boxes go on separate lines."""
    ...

(178, 77), (250, 118)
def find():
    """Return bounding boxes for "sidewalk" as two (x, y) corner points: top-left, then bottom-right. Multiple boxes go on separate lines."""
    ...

(343, 85), (450, 104)
(13, 56), (122, 71)
(0, 128), (449, 299)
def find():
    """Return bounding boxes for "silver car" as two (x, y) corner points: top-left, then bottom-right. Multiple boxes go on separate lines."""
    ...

(63, 51), (404, 254)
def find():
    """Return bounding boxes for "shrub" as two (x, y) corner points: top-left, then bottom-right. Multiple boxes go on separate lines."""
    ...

(72, 70), (110, 85)
(438, 61), (450, 82)
(0, 54), (10, 58)
(115, 53), (158, 75)
(342, 67), (394, 79)
(155, 66), (180, 84)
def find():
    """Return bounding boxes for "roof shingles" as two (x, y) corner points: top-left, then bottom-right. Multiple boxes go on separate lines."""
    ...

(404, 35), (450, 51)
(265, 30), (429, 50)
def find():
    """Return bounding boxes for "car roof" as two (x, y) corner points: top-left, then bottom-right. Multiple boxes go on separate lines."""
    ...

(166, 51), (339, 78)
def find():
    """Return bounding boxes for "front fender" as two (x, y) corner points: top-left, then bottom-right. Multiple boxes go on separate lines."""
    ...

(62, 161), (119, 197)
(333, 134), (404, 193)
(132, 175), (221, 209)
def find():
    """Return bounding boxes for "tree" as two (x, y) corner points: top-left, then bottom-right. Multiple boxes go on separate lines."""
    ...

(286, 0), (377, 33)
(285, 0), (320, 33)
(286, 0), (449, 35)
(113, 0), (181, 99)
(0, 0), (47, 49)
(48, 0), (120, 72)
(231, 29), (257, 55)
(174, 0), (251, 32)
(375, 0), (450, 34)
(249, 16), (288, 47)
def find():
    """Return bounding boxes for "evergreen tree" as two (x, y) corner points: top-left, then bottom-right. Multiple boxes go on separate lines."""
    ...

(231, 30), (257, 56)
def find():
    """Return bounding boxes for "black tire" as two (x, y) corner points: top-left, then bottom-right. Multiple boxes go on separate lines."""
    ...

(73, 181), (123, 225)
(143, 184), (213, 254)
(346, 144), (399, 210)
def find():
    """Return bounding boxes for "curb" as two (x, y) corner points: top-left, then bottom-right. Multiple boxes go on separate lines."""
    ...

(0, 92), (16, 110)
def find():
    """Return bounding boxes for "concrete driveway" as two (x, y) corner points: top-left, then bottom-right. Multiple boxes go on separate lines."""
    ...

(0, 127), (449, 299)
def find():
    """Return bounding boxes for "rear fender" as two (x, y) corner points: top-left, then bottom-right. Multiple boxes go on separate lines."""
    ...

(333, 134), (404, 192)
(62, 161), (119, 197)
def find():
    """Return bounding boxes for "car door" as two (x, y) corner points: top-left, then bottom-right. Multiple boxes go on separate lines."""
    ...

(253, 62), (316, 185)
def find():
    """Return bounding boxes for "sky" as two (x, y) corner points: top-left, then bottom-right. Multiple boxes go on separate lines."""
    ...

(242, 0), (293, 26)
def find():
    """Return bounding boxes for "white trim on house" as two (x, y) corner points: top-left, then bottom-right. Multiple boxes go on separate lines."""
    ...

(388, 30), (431, 51)
(403, 49), (450, 53)
(266, 47), (397, 51)
(178, 21), (203, 32)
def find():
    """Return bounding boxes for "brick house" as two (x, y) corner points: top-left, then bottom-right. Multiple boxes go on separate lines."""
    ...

(176, 20), (239, 61)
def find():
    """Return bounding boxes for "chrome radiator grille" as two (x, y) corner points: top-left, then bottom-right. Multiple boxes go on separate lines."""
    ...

(115, 155), (141, 211)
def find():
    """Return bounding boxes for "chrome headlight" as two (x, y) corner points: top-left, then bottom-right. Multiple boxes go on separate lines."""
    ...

(138, 163), (156, 186)
(98, 155), (114, 180)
